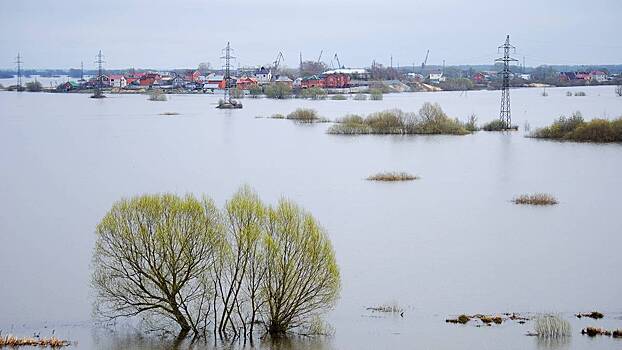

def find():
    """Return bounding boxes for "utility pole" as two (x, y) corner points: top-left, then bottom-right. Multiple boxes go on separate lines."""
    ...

(221, 42), (234, 103)
(495, 35), (518, 129)
(299, 52), (303, 77)
(390, 55), (393, 69)
(80, 61), (84, 81)
(15, 53), (23, 91)
(92, 50), (105, 98)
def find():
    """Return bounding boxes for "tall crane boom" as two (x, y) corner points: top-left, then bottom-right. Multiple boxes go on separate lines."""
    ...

(421, 49), (430, 72)
(333, 53), (342, 69)
(317, 50), (323, 63)
(273, 51), (284, 73)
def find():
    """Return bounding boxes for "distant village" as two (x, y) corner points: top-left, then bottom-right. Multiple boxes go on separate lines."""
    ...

(2, 59), (621, 95)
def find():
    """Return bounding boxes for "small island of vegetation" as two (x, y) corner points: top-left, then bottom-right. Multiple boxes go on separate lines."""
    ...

(366, 172), (418, 181)
(513, 193), (558, 205)
(529, 112), (622, 142)
(327, 103), (472, 135)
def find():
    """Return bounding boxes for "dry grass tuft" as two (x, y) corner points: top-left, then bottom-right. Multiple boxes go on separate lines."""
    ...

(446, 314), (470, 324)
(534, 314), (571, 338)
(576, 311), (604, 319)
(366, 172), (418, 182)
(286, 108), (321, 122)
(159, 112), (179, 116)
(582, 327), (611, 337)
(366, 302), (403, 313)
(513, 193), (558, 205)
(0, 335), (70, 347)
(479, 315), (503, 324)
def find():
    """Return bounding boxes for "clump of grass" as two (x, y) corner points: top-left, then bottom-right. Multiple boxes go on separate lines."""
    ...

(327, 103), (471, 135)
(613, 329), (622, 338)
(0, 335), (70, 347)
(574, 91), (586, 96)
(479, 315), (503, 325)
(369, 88), (383, 100)
(576, 311), (604, 319)
(566, 91), (573, 97)
(530, 111), (622, 142)
(446, 314), (470, 324)
(366, 172), (418, 181)
(513, 193), (558, 205)
(148, 89), (167, 101)
(159, 112), (179, 116)
(286, 108), (321, 122)
(534, 314), (571, 338)
(582, 327), (611, 337)
(465, 114), (479, 132)
(270, 113), (285, 119)
(366, 302), (403, 313)
(353, 93), (368, 101)
(330, 94), (347, 100)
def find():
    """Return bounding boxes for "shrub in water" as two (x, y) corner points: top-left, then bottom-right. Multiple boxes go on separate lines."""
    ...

(534, 314), (571, 338)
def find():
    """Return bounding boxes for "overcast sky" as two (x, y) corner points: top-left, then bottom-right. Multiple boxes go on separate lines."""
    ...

(1, 0), (621, 70)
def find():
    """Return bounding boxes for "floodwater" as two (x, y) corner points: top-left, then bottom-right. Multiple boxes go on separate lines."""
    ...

(1, 86), (621, 349)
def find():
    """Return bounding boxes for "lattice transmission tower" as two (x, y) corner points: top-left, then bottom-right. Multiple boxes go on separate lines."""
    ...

(15, 53), (23, 91)
(92, 50), (106, 98)
(220, 42), (235, 103)
(496, 35), (518, 129)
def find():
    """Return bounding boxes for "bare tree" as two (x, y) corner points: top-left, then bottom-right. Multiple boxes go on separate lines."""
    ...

(92, 194), (222, 337)
(616, 85), (622, 97)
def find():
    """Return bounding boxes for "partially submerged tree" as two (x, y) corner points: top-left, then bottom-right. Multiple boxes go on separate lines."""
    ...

(92, 188), (340, 340)
(92, 194), (222, 336)
(262, 200), (340, 336)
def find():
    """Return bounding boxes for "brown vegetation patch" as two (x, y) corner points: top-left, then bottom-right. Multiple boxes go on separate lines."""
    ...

(159, 112), (180, 116)
(366, 172), (418, 182)
(0, 335), (70, 347)
(576, 311), (604, 319)
(446, 314), (470, 324)
(513, 193), (558, 205)
(582, 327), (611, 337)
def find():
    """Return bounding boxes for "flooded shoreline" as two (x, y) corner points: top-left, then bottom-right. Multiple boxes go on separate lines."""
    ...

(1, 85), (621, 349)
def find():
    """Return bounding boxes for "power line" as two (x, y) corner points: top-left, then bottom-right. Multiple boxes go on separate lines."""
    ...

(495, 35), (518, 129)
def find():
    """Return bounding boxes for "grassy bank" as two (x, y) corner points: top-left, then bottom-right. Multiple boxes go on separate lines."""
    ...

(529, 112), (622, 142)
(327, 103), (471, 135)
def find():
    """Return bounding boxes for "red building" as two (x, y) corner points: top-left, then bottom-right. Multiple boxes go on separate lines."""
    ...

(184, 70), (201, 82)
(236, 77), (258, 90)
(139, 73), (161, 86)
(322, 73), (350, 88)
(301, 75), (324, 89)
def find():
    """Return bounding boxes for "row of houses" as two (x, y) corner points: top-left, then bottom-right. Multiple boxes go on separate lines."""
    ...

(559, 70), (608, 82)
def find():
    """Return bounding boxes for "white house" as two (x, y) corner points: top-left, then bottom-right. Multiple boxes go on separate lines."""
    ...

(428, 72), (446, 83)
(109, 74), (127, 88)
(254, 67), (272, 84)
(590, 70), (607, 83)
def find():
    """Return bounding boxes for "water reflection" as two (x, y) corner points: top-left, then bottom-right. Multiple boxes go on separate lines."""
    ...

(535, 336), (571, 350)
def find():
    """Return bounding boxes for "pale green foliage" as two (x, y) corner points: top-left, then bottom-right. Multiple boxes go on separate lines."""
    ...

(92, 187), (340, 339)
(263, 199), (340, 335)
(92, 194), (221, 335)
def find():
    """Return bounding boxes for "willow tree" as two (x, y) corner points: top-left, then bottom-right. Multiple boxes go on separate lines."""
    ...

(215, 186), (266, 338)
(262, 199), (341, 336)
(92, 194), (222, 337)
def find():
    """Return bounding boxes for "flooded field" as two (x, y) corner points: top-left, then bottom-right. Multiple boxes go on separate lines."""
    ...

(1, 86), (621, 349)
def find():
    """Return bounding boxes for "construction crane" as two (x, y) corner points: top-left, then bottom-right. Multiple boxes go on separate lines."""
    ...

(317, 50), (323, 63)
(333, 53), (343, 69)
(273, 51), (284, 74)
(421, 49), (430, 73)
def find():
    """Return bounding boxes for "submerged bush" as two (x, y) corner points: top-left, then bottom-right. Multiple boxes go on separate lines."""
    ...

(530, 111), (622, 142)
(534, 314), (571, 338)
(482, 119), (511, 131)
(330, 94), (347, 100)
(353, 93), (368, 101)
(264, 83), (292, 99)
(366, 172), (418, 181)
(327, 103), (470, 135)
(513, 193), (558, 205)
(286, 108), (321, 122)
(616, 85), (622, 97)
(92, 188), (340, 339)
(369, 88), (383, 100)
(299, 87), (327, 100)
(148, 89), (167, 101)
(574, 91), (586, 96)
